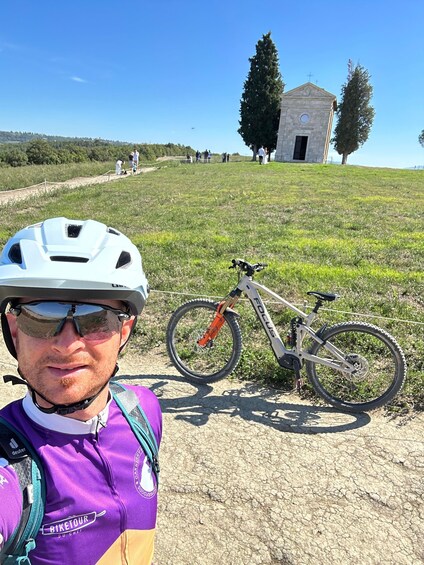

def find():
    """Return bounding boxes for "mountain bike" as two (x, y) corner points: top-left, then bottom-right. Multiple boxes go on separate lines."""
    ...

(166, 259), (407, 413)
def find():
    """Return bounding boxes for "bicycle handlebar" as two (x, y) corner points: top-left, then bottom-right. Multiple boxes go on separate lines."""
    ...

(229, 259), (268, 276)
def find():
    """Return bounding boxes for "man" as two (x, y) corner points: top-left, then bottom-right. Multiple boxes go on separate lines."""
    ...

(257, 146), (265, 164)
(0, 218), (162, 564)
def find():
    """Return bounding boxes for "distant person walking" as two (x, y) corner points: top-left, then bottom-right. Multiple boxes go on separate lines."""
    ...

(133, 148), (139, 171)
(128, 152), (134, 171)
(196, 150), (201, 163)
(258, 146), (265, 164)
(115, 158), (123, 175)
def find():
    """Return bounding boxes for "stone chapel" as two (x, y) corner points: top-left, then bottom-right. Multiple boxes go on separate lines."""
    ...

(274, 82), (337, 163)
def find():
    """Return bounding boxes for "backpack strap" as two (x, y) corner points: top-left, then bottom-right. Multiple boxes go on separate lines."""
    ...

(110, 383), (160, 483)
(0, 417), (45, 564)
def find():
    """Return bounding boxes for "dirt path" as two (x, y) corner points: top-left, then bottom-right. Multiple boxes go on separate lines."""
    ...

(0, 342), (422, 565)
(0, 166), (157, 205)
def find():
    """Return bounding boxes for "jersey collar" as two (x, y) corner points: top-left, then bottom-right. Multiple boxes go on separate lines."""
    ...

(22, 392), (112, 435)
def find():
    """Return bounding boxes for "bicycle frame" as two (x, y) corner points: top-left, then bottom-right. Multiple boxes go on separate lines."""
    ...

(222, 275), (357, 376)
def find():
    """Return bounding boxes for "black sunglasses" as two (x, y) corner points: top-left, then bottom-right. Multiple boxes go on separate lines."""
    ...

(9, 301), (131, 341)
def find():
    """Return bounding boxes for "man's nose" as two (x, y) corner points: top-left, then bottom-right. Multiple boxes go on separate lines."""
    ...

(51, 319), (85, 351)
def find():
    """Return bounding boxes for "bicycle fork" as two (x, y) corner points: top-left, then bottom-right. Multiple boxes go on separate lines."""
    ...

(197, 292), (241, 347)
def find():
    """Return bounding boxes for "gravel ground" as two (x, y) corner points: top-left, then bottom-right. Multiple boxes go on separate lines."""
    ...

(1, 345), (423, 565)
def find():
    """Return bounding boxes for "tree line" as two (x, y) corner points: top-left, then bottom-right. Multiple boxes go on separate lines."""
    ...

(0, 131), (129, 145)
(0, 138), (194, 168)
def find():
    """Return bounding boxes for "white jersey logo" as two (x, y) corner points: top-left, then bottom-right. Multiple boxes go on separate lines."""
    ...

(133, 447), (157, 499)
(41, 510), (106, 536)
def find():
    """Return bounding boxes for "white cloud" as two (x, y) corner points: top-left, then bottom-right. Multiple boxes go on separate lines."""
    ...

(70, 76), (87, 83)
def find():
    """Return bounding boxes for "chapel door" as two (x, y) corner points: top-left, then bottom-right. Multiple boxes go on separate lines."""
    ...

(293, 136), (308, 160)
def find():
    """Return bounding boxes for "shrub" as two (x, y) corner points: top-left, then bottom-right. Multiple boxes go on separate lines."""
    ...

(0, 147), (28, 167)
(26, 139), (59, 165)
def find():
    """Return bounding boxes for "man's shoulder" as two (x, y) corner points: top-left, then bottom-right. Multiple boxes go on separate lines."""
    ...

(117, 383), (158, 404)
(111, 382), (162, 422)
(111, 382), (162, 445)
(0, 399), (24, 426)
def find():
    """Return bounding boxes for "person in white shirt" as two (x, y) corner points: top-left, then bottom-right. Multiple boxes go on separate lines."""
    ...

(258, 146), (265, 164)
(133, 149), (139, 171)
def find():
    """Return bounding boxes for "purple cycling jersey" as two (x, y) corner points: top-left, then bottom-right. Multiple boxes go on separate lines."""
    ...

(0, 384), (162, 565)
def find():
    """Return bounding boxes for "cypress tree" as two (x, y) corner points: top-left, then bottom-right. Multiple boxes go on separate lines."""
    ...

(332, 63), (375, 164)
(238, 32), (284, 160)
(419, 130), (424, 148)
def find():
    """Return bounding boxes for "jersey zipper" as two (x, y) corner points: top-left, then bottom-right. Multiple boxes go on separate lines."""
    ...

(93, 417), (130, 565)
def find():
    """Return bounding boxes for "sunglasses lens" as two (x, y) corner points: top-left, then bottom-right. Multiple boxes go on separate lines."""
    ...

(13, 302), (125, 341)
(73, 305), (121, 340)
(15, 302), (67, 338)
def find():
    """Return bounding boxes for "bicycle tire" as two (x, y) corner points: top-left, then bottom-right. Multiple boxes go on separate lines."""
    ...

(166, 299), (243, 383)
(305, 322), (406, 413)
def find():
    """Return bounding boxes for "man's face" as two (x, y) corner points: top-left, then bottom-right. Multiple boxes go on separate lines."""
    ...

(6, 299), (134, 410)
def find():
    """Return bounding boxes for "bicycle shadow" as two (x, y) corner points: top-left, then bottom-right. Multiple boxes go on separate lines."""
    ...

(114, 373), (371, 434)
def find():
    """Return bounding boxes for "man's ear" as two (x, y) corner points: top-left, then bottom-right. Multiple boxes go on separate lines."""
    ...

(120, 317), (136, 349)
(5, 312), (18, 344)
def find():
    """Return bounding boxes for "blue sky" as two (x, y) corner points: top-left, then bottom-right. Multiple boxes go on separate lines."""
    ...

(1, 0), (423, 168)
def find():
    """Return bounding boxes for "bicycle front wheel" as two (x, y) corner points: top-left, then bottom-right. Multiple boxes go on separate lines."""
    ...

(166, 299), (242, 383)
(305, 322), (406, 412)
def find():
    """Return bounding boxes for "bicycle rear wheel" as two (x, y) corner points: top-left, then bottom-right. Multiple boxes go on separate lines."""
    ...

(305, 322), (406, 412)
(166, 299), (242, 383)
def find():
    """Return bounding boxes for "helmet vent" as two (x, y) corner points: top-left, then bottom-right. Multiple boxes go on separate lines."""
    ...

(50, 256), (89, 263)
(8, 243), (22, 264)
(108, 228), (120, 236)
(116, 251), (131, 268)
(67, 224), (83, 238)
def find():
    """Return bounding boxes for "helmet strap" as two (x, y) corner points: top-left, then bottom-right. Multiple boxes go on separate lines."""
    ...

(1, 312), (17, 359)
(119, 316), (137, 353)
(3, 365), (119, 416)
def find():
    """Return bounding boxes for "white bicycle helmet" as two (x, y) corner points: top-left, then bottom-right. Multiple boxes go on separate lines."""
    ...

(0, 217), (149, 314)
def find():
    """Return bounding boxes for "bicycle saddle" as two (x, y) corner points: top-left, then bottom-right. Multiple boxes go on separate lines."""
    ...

(307, 291), (338, 302)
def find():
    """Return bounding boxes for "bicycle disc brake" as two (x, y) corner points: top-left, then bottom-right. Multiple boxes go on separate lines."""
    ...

(345, 353), (370, 381)
(196, 334), (215, 351)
